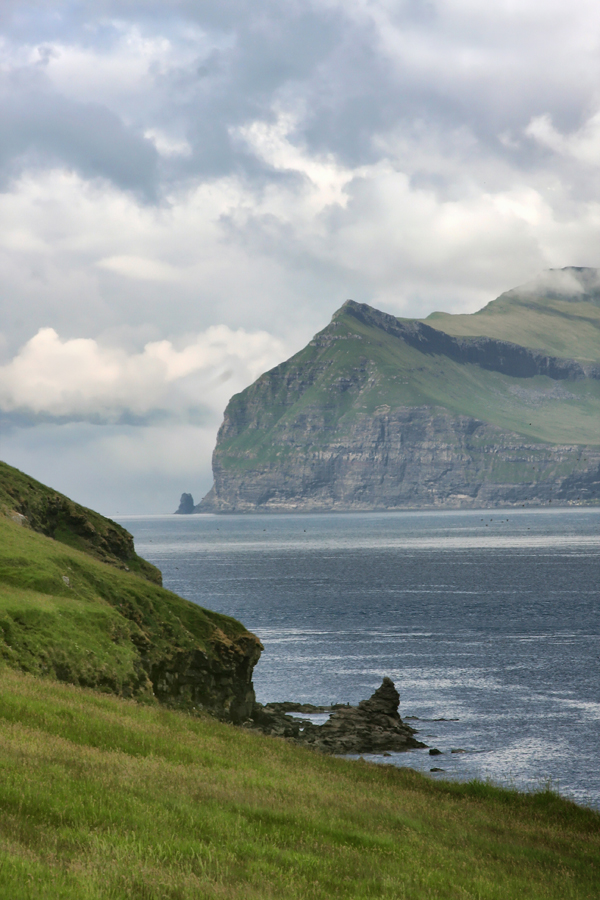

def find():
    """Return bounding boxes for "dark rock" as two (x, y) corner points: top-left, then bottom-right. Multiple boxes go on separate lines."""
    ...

(430, 767), (445, 772)
(451, 748), (467, 754)
(175, 493), (195, 515)
(151, 632), (263, 724)
(429, 748), (442, 756)
(265, 701), (349, 713)
(250, 677), (426, 754)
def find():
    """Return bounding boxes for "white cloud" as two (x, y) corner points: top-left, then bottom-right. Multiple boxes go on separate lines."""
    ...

(526, 112), (600, 168)
(235, 111), (356, 211)
(0, 325), (287, 419)
(96, 254), (182, 282)
(144, 128), (192, 158)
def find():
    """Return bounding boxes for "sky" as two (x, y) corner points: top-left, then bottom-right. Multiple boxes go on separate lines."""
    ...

(2, 0), (600, 514)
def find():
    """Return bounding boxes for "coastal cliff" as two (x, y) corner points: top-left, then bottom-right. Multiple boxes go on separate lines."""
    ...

(198, 269), (600, 512)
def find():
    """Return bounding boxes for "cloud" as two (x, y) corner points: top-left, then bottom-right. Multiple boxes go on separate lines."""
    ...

(3, 1), (600, 511)
(96, 255), (182, 282)
(0, 324), (288, 421)
(0, 83), (159, 198)
(526, 112), (600, 168)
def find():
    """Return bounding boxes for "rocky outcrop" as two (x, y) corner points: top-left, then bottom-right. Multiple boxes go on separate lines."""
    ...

(251, 677), (426, 754)
(175, 492), (195, 514)
(0, 460), (264, 723)
(150, 632), (263, 723)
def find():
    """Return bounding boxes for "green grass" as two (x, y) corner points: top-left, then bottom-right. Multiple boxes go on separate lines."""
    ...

(426, 292), (600, 363)
(0, 461), (161, 584)
(0, 515), (257, 707)
(0, 667), (597, 899)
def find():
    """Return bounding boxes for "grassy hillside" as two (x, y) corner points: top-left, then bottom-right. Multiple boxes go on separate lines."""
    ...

(426, 267), (600, 363)
(0, 493), (261, 718)
(0, 667), (597, 899)
(0, 461), (161, 584)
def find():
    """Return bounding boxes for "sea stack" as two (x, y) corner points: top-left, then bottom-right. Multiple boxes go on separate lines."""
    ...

(175, 492), (195, 514)
(251, 677), (426, 754)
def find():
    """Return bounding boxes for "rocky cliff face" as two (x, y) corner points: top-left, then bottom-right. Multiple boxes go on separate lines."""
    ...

(198, 295), (600, 512)
(149, 632), (262, 723)
(203, 407), (600, 511)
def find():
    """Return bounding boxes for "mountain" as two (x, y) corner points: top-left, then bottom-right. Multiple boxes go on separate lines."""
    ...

(198, 268), (600, 511)
(0, 461), (262, 720)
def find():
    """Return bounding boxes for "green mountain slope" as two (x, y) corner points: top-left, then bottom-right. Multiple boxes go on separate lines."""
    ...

(0, 462), (262, 719)
(200, 270), (600, 511)
(222, 300), (600, 450)
(426, 266), (600, 362)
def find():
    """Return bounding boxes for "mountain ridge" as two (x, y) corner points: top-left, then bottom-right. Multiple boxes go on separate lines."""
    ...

(425, 266), (600, 362)
(338, 300), (600, 382)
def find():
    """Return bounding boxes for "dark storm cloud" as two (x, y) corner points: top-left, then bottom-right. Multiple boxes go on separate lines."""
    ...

(0, 81), (159, 199)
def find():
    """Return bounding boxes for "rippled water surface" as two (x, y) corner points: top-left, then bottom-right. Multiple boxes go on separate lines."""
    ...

(117, 508), (600, 808)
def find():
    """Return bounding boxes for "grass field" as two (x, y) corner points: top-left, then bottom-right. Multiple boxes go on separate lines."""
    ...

(0, 667), (597, 899)
(0, 461), (161, 584)
(426, 291), (600, 363)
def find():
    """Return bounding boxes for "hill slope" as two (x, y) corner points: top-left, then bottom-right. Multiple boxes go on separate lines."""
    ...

(0, 461), (161, 584)
(0, 667), (597, 899)
(0, 462), (262, 720)
(427, 267), (600, 362)
(199, 269), (600, 511)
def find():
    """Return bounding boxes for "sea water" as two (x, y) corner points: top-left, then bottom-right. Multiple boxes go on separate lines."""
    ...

(116, 508), (600, 809)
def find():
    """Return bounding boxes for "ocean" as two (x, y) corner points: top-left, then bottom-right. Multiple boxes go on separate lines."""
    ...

(117, 508), (600, 809)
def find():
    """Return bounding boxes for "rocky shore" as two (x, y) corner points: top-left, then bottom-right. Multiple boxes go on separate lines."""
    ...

(249, 677), (426, 754)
